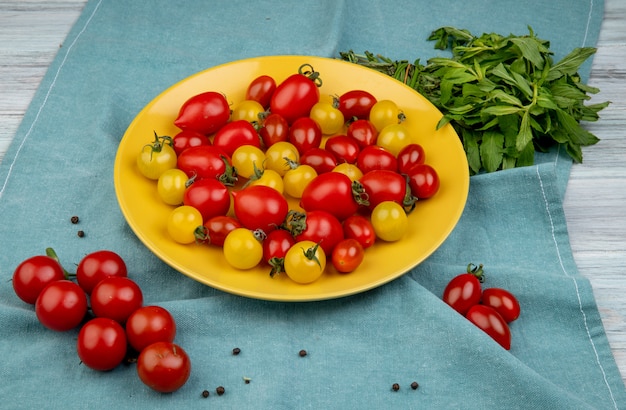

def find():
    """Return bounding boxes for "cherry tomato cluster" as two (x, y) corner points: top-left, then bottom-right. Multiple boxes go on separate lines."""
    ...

(137, 63), (441, 284)
(11, 249), (191, 393)
(442, 264), (521, 350)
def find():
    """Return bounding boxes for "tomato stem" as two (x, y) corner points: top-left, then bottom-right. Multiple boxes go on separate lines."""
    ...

(45, 247), (74, 279)
(298, 63), (323, 87)
(467, 263), (485, 283)
(282, 210), (306, 236)
(268, 257), (285, 278)
(302, 242), (322, 268)
(218, 155), (238, 186)
(351, 181), (370, 207)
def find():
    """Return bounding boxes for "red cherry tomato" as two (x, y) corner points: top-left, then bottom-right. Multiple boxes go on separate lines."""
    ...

(342, 215), (376, 249)
(442, 264), (485, 315)
(259, 112), (289, 147)
(137, 342), (191, 393)
(245, 74), (276, 108)
(12, 254), (66, 304)
(292, 210), (344, 255)
(466, 305), (512, 350)
(262, 228), (296, 276)
(197, 215), (242, 247)
(172, 130), (210, 156)
(481, 288), (521, 323)
(212, 119), (261, 157)
(176, 145), (237, 185)
(288, 117), (322, 155)
(76, 250), (128, 295)
(338, 90), (377, 120)
(270, 64), (321, 124)
(174, 91), (230, 135)
(232, 185), (289, 233)
(325, 135), (360, 164)
(331, 238), (365, 273)
(300, 147), (337, 174)
(347, 119), (378, 148)
(77, 317), (127, 371)
(90, 276), (143, 324)
(183, 178), (230, 221)
(358, 169), (413, 211)
(300, 172), (360, 221)
(397, 143), (426, 174)
(356, 145), (398, 174)
(35, 280), (88, 331)
(407, 164), (440, 199)
(126, 305), (177, 352)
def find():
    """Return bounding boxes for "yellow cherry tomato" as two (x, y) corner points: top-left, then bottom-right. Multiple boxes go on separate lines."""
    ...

(230, 99), (265, 123)
(284, 240), (326, 284)
(157, 168), (189, 205)
(136, 135), (177, 180)
(264, 141), (300, 176)
(283, 164), (317, 198)
(232, 145), (266, 179)
(309, 101), (345, 135)
(369, 99), (403, 132)
(376, 123), (412, 156)
(223, 228), (263, 270)
(370, 201), (408, 242)
(247, 168), (284, 194)
(167, 205), (203, 244)
(332, 163), (363, 182)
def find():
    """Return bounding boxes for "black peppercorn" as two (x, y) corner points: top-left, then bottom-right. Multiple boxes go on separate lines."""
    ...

(392, 383), (400, 392)
(77, 230), (85, 238)
(299, 349), (307, 357)
(232, 347), (241, 355)
(411, 381), (419, 390)
(70, 216), (79, 224)
(201, 390), (210, 398)
(216, 386), (225, 396)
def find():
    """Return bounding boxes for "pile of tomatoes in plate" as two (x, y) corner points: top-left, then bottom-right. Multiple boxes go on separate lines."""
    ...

(11, 249), (191, 393)
(136, 63), (441, 285)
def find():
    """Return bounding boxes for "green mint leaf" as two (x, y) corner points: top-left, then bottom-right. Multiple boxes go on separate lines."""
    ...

(509, 36), (550, 69)
(461, 129), (481, 175)
(547, 47), (597, 81)
(480, 131), (504, 172)
(516, 111), (533, 152)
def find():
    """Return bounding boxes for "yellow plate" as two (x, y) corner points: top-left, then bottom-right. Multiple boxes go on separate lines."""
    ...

(114, 55), (469, 302)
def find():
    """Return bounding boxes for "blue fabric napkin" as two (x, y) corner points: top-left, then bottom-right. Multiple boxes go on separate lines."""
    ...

(1, 0), (624, 408)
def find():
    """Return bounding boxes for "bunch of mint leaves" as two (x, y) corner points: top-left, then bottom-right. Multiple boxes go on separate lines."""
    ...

(340, 26), (609, 175)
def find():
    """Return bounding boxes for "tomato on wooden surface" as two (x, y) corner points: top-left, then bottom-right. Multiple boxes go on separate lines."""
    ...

(284, 241), (326, 284)
(136, 133), (177, 180)
(331, 238), (365, 273)
(35, 280), (87, 332)
(232, 185), (289, 233)
(174, 91), (230, 135)
(196, 215), (242, 247)
(338, 89), (377, 120)
(172, 129), (210, 156)
(288, 116), (322, 155)
(167, 205), (204, 244)
(157, 168), (190, 206)
(90, 276), (143, 324)
(223, 228), (264, 270)
(481, 288), (521, 323)
(126, 305), (177, 352)
(270, 64), (322, 124)
(77, 318), (127, 371)
(299, 147), (337, 174)
(137, 342), (191, 393)
(370, 201), (408, 242)
(245, 74), (276, 108)
(342, 215), (376, 249)
(212, 119), (261, 156)
(300, 172), (361, 221)
(176, 145), (237, 185)
(466, 305), (512, 350)
(12, 254), (66, 304)
(442, 264), (485, 315)
(407, 164), (440, 199)
(183, 178), (230, 221)
(76, 250), (128, 295)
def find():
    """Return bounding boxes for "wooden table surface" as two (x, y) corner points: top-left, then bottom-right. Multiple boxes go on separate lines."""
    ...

(1, 0), (625, 384)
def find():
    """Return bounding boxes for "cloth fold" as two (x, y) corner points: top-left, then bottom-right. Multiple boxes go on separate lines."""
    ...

(1, 0), (624, 408)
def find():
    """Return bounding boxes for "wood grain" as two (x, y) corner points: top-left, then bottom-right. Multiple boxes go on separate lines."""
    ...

(1, 0), (625, 384)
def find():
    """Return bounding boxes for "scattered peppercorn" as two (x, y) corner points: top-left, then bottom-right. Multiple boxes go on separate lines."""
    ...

(392, 383), (400, 392)
(232, 347), (241, 355)
(201, 390), (210, 398)
(243, 377), (251, 384)
(299, 349), (307, 357)
(216, 386), (225, 396)
(77, 230), (85, 238)
(411, 381), (419, 390)
(70, 216), (79, 224)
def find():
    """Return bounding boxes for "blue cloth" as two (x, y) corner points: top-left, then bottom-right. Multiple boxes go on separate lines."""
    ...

(1, 0), (624, 408)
